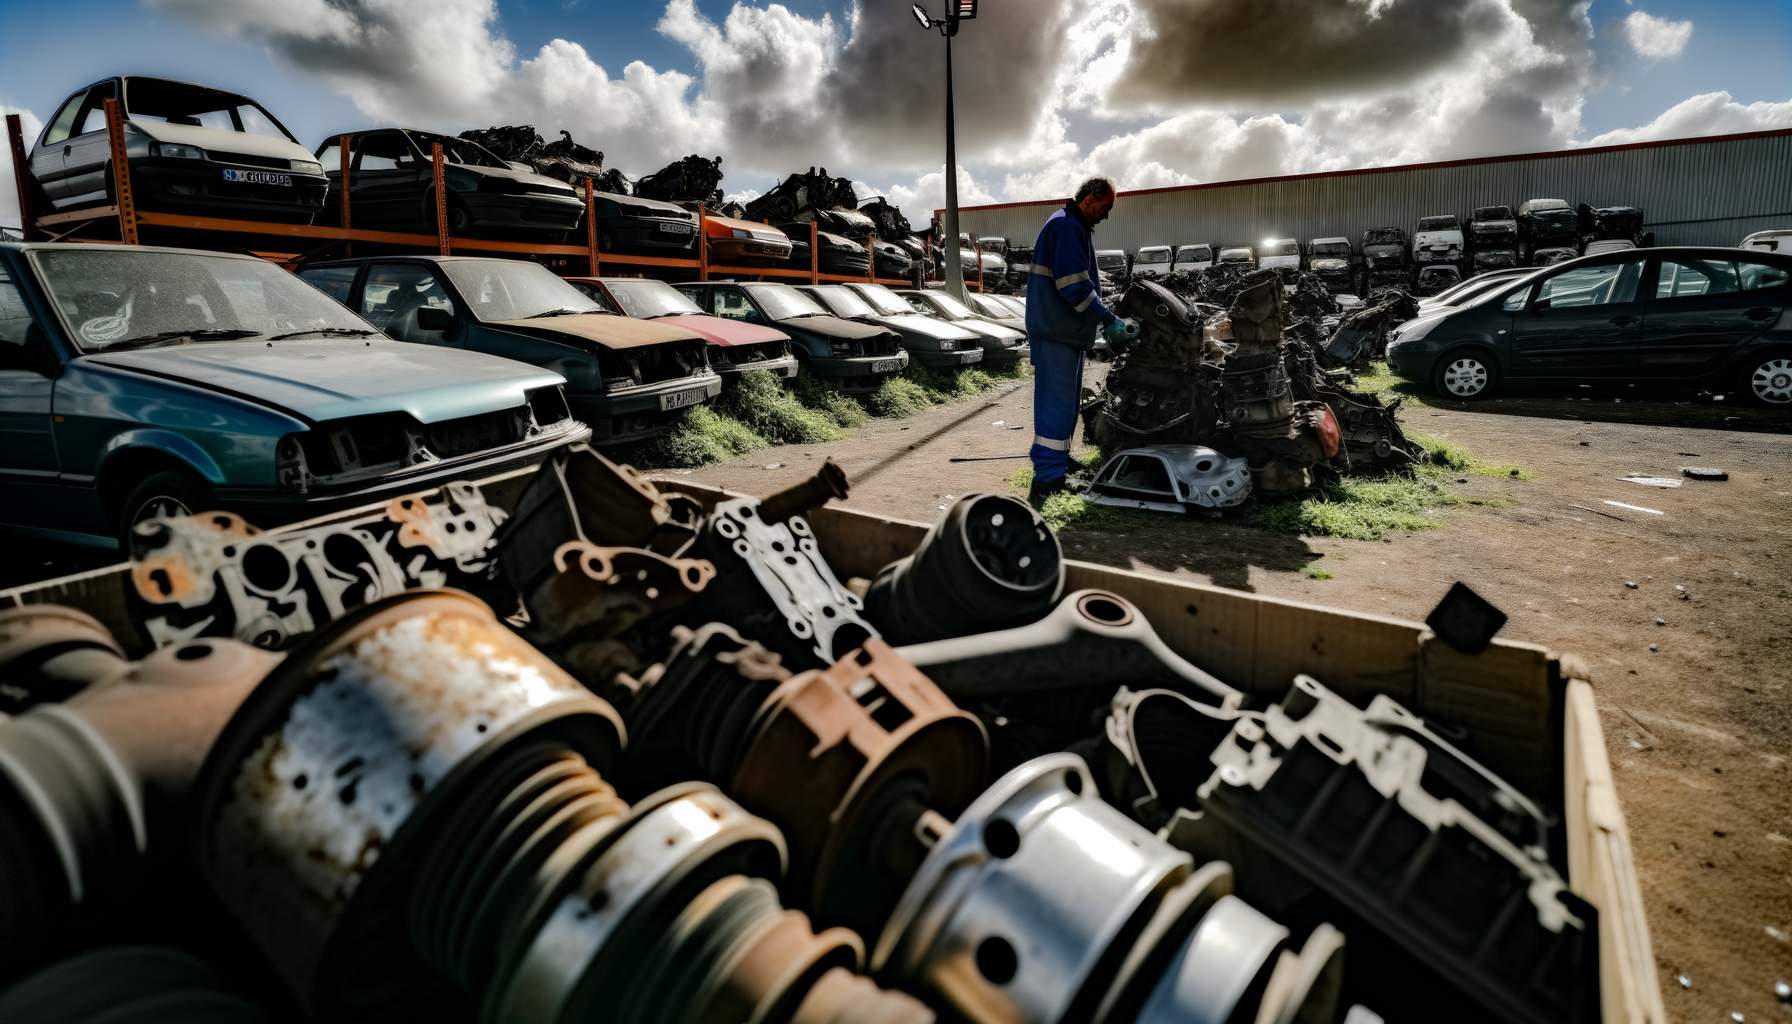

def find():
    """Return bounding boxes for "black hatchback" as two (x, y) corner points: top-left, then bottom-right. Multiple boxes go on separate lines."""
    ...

(1385, 246), (1792, 405)
(315, 129), (584, 239)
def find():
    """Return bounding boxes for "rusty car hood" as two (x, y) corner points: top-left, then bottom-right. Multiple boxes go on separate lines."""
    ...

(487, 313), (703, 351)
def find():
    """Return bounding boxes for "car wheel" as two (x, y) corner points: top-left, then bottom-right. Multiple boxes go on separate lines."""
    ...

(1434, 350), (1498, 400)
(118, 469), (213, 552)
(773, 196), (797, 220)
(1742, 352), (1792, 406)
(447, 200), (474, 237)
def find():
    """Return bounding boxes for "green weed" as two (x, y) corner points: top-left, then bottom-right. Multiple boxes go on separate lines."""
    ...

(1301, 563), (1334, 580)
(791, 370), (868, 428)
(714, 370), (844, 445)
(618, 405), (768, 468)
(864, 376), (937, 417)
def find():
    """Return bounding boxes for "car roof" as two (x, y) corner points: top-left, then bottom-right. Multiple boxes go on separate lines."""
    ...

(1, 241), (264, 261)
(298, 254), (520, 268)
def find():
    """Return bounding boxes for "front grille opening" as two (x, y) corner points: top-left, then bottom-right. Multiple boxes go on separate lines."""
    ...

(598, 340), (711, 389)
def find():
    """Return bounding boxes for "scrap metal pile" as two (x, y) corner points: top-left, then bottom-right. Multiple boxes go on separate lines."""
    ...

(0, 450), (1598, 1022)
(744, 169), (876, 240)
(1082, 271), (1422, 507)
(633, 154), (727, 208)
(458, 125), (631, 195)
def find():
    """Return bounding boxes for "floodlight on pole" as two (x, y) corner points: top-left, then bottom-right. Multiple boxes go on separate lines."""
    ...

(913, 3), (972, 299)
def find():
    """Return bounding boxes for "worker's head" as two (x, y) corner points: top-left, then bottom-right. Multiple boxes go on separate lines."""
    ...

(1074, 177), (1117, 224)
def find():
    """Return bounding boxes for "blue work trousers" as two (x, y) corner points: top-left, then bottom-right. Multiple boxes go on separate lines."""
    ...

(1029, 337), (1085, 484)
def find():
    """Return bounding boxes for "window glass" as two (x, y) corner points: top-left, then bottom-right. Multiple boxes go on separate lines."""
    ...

(851, 284), (915, 317)
(42, 91), (85, 147)
(1655, 259), (1738, 299)
(297, 266), (359, 305)
(803, 286), (876, 319)
(72, 83), (118, 137)
(359, 264), (454, 341)
(743, 284), (827, 320)
(439, 260), (600, 322)
(601, 279), (695, 318)
(31, 249), (372, 351)
(356, 133), (414, 172)
(0, 272), (45, 374)
(1537, 261), (1642, 308)
(316, 142), (343, 175)
(1738, 261), (1791, 292)
(1502, 285), (1533, 312)
(122, 80), (293, 141)
(710, 287), (758, 321)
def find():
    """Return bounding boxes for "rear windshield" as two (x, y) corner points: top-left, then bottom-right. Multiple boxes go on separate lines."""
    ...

(124, 79), (295, 143)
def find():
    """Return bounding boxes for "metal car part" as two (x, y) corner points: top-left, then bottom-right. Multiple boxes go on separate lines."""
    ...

(1170, 674), (1596, 1023)
(864, 493), (1064, 645)
(1087, 446), (1253, 514)
(517, 539), (716, 684)
(0, 605), (128, 715)
(0, 606), (279, 978)
(1135, 895), (1289, 1023)
(683, 496), (878, 670)
(0, 945), (269, 1023)
(757, 459), (850, 526)
(192, 589), (627, 1019)
(896, 589), (1240, 709)
(127, 483), (505, 649)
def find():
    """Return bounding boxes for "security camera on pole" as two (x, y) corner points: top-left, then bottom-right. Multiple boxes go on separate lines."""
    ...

(912, 1), (977, 300)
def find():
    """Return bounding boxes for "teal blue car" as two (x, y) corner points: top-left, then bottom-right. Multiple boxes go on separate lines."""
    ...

(0, 242), (589, 549)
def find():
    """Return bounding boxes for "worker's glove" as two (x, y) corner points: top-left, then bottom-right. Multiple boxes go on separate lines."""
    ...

(1103, 317), (1140, 346)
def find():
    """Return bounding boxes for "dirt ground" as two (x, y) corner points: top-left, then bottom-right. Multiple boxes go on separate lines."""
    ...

(684, 373), (1792, 1022)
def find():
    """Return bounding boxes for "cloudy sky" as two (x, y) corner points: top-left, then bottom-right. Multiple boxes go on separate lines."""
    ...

(2, 0), (1789, 229)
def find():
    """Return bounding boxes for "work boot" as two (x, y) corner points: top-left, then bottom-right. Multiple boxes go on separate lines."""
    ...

(1028, 477), (1068, 508)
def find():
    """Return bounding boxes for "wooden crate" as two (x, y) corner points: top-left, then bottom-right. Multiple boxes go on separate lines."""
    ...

(0, 471), (1664, 1022)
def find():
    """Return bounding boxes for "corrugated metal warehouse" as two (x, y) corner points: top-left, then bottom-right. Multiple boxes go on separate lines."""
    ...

(947, 128), (1792, 256)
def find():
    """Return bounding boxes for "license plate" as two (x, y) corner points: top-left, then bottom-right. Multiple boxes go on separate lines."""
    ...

(659, 222), (693, 234)
(659, 387), (706, 411)
(222, 168), (293, 187)
(872, 358), (904, 373)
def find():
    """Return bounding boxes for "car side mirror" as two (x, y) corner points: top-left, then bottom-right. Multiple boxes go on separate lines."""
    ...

(1532, 297), (1552, 312)
(416, 306), (454, 332)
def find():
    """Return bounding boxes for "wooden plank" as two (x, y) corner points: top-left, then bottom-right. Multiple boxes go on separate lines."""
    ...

(34, 206), (120, 229)
(1565, 679), (1668, 1024)
(1419, 635), (1559, 799)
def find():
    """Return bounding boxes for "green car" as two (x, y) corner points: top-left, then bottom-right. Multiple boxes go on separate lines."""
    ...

(0, 242), (588, 550)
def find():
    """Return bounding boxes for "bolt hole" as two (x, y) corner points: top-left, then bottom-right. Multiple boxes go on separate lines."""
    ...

(975, 936), (1018, 985)
(983, 819), (1020, 859)
(1064, 770), (1084, 795)
(1079, 594), (1130, 624)
(293, 774), (309, 791)
(475, 722), (488, 734)
(175, 644), (212, 661)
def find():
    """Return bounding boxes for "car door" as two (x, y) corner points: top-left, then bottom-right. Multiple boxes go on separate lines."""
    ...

(357, 262), (456, 345)
(1506, 256), (1647, 379)
(1635, 256), (1785, 379)
(29, 89), (88, 205)
(349, 132), (427, 229)
(0, 264), (63, 529)
(56, 82), (120, 207)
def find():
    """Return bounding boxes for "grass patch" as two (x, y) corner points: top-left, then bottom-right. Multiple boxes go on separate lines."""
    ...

(714, 370), (844, 445)
(863, 376), (937, 417)
(1301, 563), (1334, 580)
(1410, 431), (1535, 480)
(791, 370), (868, 428)
(1350, 360), (1426, 404)
(1245, 474), (1454, 540)
(617, 405), (768, 468)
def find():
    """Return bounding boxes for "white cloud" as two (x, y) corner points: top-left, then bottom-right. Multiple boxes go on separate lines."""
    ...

(0, 105), (42, 230)
(1622, 11), (1693, 60)
(1584, 91), (1792, 146)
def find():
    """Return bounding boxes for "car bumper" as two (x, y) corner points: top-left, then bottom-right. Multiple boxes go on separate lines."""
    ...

(571, 374), (724, 444)
(716, 352), (800, 380)
(820, 254), (872, 275)
(605, 216), (699, 253)
(132, 161), (327, 224)
(710, 238), (793, 264)
(460, 192), (585, 232)
(807, 351), (909, 390)
(1384, 345), (1438, 382)
(912, 347), (984, 369)
(215, 423), (588, 525)
(980, 342), (1025, 368)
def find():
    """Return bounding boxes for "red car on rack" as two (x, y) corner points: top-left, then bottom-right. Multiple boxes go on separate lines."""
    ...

(566, 276), (798, 382)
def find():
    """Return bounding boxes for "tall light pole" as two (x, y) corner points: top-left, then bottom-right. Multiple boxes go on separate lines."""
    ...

(913, 2), (976, 299)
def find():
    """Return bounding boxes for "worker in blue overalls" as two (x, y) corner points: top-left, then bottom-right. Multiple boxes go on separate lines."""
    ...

(1024, 177), (1138, 506)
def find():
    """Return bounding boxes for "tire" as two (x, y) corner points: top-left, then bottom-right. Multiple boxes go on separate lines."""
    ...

(773, 196), (797, 220)
(1740, 350), (1792, 407)
(1433, 349), (1499, 400)
(447, 200), (474, 237)
(117, 469), (213, 552)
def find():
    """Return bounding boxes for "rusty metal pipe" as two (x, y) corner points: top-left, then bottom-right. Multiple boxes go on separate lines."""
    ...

(757, 459), (849, 525)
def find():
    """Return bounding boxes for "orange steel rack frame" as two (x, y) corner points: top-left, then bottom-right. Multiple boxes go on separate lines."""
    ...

(5, 107), (983, 292)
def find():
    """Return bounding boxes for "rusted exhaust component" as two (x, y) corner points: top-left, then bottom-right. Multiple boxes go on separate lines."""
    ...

(126, 484), (506, 649)
(863, 493), (1063, 645)
(0, 606), (279, 980)
(757, 459), (849, 525)
(896, 589), (1240, 708)
(0, 945), (270, 1023)
(621, 626), (988, 937)
(191, 589), (626, 1019)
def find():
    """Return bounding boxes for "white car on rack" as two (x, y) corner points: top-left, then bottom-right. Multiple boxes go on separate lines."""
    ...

(1131, 245), (1173, 281)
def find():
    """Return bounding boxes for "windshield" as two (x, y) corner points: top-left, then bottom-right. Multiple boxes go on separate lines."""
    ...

(1176, 246), (1211, 262)
(806, 285), (877, 318)
(851, 284), (916, 317)
(439, 260), (604, 321)
(33, 249), (378, 352)
(1263, 241), (1298, 257)
(407, 131), (507, 168)
(124, 79), (295, 143)
(1417, 218), (1457, 232)
(977, 238), (1005, 253)
(1219, 249), (1253, 262)
(1363, 229), (1403, 246)
(744, 283), (828, 320)
(1096, 253), (1127, 270)
(926, 291), (977, 318)
(604, 278), (703, 318)
(1474, 207), (1512, 221)
(968, 294), (1009, 317)
(1311, 242), (1349, 258)
(1136, 248), (1170, 264)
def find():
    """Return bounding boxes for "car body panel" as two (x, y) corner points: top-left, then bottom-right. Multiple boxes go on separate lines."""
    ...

(485, 313), (693, 352)
(676, 281), (907, 387)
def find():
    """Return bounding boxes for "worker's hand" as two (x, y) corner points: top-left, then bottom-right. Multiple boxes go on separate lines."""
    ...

(1103, 317), (1140, 345)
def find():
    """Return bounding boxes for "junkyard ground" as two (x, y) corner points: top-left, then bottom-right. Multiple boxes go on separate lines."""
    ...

(681, 368), (1792, 1022)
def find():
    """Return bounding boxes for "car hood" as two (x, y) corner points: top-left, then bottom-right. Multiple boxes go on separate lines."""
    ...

(487, 313), (701, 351)
(1414, 231), (1464, 247)
(82, 339), (561, 425)
(1311, 258), (1350, 271)
(647, 313), (787, 349)
(602, 192), (689, 217)
(457, 161), (574, 194)
(133, 120), (315, 163)
(777, 314), (890, 341)
(867, 314), (978, 341)
(955, 319), (1023, 341)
